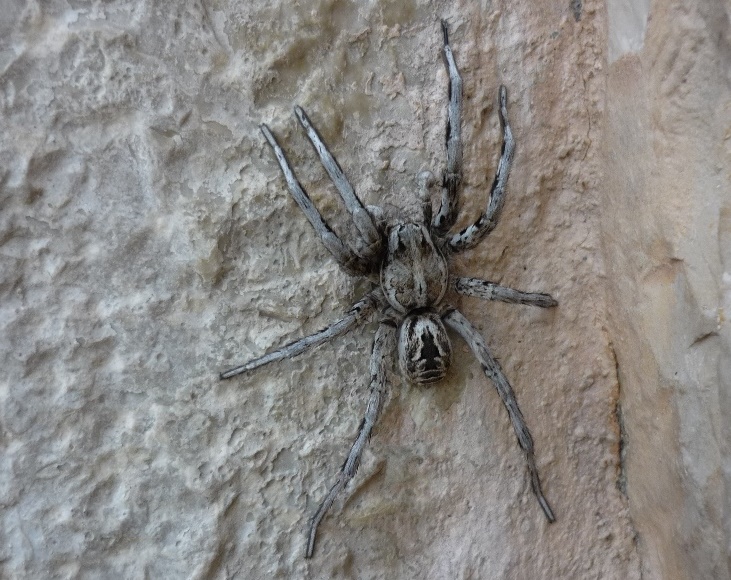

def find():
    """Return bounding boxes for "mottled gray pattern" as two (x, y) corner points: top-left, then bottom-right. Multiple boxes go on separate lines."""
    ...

(444, 309), (555, 522)
(305, 321), (395, 558)
(381, 223), (449, 313)
(432, 21), (464, 236)
(398, 311), (452, 384)
(260, 124), (369, 276)
(294, 106), (383, 263)
(453, 276), (557, 308)
(448, 85), (515, 253)
(220, 291), (381, 380)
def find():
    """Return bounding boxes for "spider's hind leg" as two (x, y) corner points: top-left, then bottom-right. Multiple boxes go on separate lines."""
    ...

(306, 320), (396, 558)
(220, 291), (380, 380)
(443, 308), (556, 523)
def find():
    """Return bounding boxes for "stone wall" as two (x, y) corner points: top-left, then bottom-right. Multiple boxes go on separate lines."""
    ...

(603, 1), (731, 578)
(1, 0), (727, 577)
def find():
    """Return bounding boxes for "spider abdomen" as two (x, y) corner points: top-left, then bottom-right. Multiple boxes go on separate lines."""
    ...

(398, 311), (453, 384)
(381, 223), (448, 313)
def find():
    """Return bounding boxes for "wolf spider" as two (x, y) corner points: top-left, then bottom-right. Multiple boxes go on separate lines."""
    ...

(220, 21), (557, 558)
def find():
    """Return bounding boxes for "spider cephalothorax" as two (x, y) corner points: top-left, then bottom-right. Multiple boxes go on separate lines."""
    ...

(382, 222), (449, 312)
(220, 21), (557, 558)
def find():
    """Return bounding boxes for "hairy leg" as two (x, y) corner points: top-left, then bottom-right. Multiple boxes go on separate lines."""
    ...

(432, 20), (464, 236)
(452, 276), (557, 308)
(443, 308), (555, 522)
(306, 320), (396, 558)
(220, 291), (381, 380)
(260, 124), (370, 276)
(448, 86), (515, 252)
(294, 106), (383, 264)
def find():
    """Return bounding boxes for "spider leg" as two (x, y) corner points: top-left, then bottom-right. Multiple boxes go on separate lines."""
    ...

(417, 170), (437, 225)
(448, 85), (515, 253)
(220, 291), (381, 380)
(452, 276), (557, 308)
(432, 20), (464, 236)
(294, 106), (383, 265)
(260, 124), (369, 276)
(306, 320), (396, 558)
(443, 308), (555, 523)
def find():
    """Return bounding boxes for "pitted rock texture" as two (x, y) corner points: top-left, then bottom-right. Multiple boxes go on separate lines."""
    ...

(1, 0), (727, 578)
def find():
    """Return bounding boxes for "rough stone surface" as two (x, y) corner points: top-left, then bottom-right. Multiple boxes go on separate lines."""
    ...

(0, 0), (726, 578)
(603, 1), (731, 578)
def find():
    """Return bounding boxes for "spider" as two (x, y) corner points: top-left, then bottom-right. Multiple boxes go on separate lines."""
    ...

(220, 21), (557, 558)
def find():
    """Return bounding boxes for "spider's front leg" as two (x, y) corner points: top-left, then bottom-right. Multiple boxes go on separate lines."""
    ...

(432, 20), (464, 236)
(443, 308), (556, 523)
(449, 85), (515, 252)
(260, 124), (370, 276)
(306, 320), (396, 558)
(294, 107), (383, 266)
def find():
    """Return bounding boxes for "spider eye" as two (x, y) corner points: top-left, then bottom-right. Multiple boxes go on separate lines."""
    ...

(398, 312), (452, 385)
